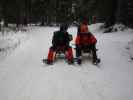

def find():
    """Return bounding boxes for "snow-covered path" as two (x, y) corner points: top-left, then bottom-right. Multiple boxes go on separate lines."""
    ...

(0, 25), (133, 100)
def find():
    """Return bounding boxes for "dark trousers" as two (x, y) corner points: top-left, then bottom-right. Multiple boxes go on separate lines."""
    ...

(76, 44), (97, 60)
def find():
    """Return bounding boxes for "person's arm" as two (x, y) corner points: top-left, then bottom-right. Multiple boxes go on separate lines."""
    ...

(77, 25), (81, 33)
(75, 34), (80, 45)
(65, 32), (72, 41)
(90, 33), (97, 44)
(52, 32), (57, 46)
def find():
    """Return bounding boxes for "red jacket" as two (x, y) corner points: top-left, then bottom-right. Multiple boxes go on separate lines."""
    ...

(79, 24), (89, 33)
(75, 32), (97, 45)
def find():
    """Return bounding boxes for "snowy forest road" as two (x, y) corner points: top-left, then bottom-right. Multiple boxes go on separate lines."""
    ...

(0, 25), (133, 100)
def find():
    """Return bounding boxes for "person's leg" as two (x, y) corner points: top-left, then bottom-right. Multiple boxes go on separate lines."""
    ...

(90, 44), (98, 62)
(76, 45), (82, 64)
(76, 45), (82, 58)
(65, 47), (74, 64)
(47, 47), (55, 64)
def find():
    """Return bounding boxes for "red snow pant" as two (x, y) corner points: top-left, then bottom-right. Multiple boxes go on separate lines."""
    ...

(47, 46), (73, 62)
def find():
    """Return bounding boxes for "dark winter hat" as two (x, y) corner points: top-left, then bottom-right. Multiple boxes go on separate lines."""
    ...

(81, 17), (88, 25)
(60, 24), (68, 31)
(82, 19), (88, 25)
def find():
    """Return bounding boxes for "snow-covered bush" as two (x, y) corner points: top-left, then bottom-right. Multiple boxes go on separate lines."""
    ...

(113, 24), (127, 31)
(0, 30), (28, 57)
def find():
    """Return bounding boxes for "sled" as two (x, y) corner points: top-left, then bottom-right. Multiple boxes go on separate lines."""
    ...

(42, 51), (74, 65)
(71, 43), (101, 65)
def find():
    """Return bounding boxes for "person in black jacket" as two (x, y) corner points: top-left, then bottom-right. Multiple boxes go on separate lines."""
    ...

(46, 24), (74, 64)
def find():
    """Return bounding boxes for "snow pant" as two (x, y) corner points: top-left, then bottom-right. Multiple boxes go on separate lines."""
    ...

(76, 44), (97, 60)
(47, 46), (73, 62)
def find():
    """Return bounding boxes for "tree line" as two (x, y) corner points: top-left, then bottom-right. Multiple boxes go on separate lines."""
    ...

(0, 0), (99, 27)
(0, 0), (133, 28)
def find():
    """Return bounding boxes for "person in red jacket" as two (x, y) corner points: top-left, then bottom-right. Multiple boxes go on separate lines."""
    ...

(75, 19), (99, 64)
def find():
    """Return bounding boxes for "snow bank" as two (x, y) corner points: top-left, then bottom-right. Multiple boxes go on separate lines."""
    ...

(113, 24), (127, 31)
(0, 30), (29, 60)
(89, 23), (133, 62)
(95, 23), (129, 33)
(127, 40), (133, 60)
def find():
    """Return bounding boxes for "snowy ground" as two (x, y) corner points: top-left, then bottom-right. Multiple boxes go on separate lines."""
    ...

(0, 24), (133, 100)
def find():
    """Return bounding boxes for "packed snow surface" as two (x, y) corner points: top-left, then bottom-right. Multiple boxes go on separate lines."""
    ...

(0, 24), (133, 100)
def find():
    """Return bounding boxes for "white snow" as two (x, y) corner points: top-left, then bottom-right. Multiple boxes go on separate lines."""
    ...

(0, 24), (133, 100)
(126, 40), (133, 60)
(0, 29), (30, 61)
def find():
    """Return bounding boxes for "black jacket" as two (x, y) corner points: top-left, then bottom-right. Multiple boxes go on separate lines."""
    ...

(52, 31), (72, 47)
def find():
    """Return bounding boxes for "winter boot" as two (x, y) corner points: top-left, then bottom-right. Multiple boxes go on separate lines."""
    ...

(68, 59), (74, 64)
(77, 56), (82, 65)
(93, 58), (100, 65)
(43, 59), (53, 65)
